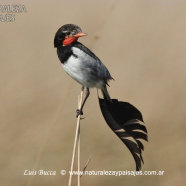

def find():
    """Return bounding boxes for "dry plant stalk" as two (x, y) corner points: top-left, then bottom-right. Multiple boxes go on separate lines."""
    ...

(77, 94), (81, 186)
(68, 90), (84, 186)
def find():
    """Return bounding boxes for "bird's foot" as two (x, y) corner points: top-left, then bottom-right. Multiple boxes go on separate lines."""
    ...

(76, 109), (83, 118)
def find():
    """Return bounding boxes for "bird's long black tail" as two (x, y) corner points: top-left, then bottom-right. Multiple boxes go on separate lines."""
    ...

(101, 85), (111, 101)
(99, 87), (148, 171)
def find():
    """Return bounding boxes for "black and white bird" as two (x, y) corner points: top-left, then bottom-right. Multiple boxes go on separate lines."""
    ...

(54, 24), (148, 171)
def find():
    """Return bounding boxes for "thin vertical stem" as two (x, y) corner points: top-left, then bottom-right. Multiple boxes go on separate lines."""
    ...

(68, 90), (84, 186)
(77, 121), (80, 186)
(77, 94), (81, 186)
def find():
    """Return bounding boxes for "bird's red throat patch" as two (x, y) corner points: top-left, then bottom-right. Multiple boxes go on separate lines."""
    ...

(63, 37), (77, 46)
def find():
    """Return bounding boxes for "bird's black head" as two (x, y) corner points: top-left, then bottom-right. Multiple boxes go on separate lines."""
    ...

(54, 24), (87, 48)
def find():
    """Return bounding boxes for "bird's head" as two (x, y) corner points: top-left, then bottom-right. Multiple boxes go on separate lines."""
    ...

(54, 24), (87, 48)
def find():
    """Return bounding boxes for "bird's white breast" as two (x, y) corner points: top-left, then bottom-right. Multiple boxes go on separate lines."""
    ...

(62, 47), (104, 88)
(62, 47), (89, 86)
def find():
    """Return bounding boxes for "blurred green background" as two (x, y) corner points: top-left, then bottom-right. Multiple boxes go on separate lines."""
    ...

(0, 0), (186, 185)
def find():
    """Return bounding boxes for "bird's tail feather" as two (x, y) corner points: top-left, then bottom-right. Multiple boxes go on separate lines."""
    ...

(98, 90), (148, 171)
(101, 86), (111, 101)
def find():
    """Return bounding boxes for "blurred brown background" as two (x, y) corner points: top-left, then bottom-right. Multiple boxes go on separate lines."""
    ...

(0, 0), (186, 185)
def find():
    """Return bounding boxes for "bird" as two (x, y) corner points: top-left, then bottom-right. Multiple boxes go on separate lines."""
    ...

(54, 24), (148, 171)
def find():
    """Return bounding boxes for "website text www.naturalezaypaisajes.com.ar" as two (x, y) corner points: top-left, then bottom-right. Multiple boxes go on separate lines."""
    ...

(60, 170), (165, 176)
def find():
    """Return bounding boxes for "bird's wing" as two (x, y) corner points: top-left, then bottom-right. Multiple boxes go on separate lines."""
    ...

(73, 42), (113, 81)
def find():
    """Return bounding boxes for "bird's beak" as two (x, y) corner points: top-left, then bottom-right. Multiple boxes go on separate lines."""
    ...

(74, 32), (87, 38)
(63, 32), (87, 46)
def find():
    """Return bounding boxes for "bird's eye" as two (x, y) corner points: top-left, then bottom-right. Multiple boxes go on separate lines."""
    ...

(58, 35), (63, 39)
(66, 31), (70, 35)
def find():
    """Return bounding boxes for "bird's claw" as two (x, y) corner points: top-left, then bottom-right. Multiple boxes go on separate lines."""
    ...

(76, 109), (83, 118)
